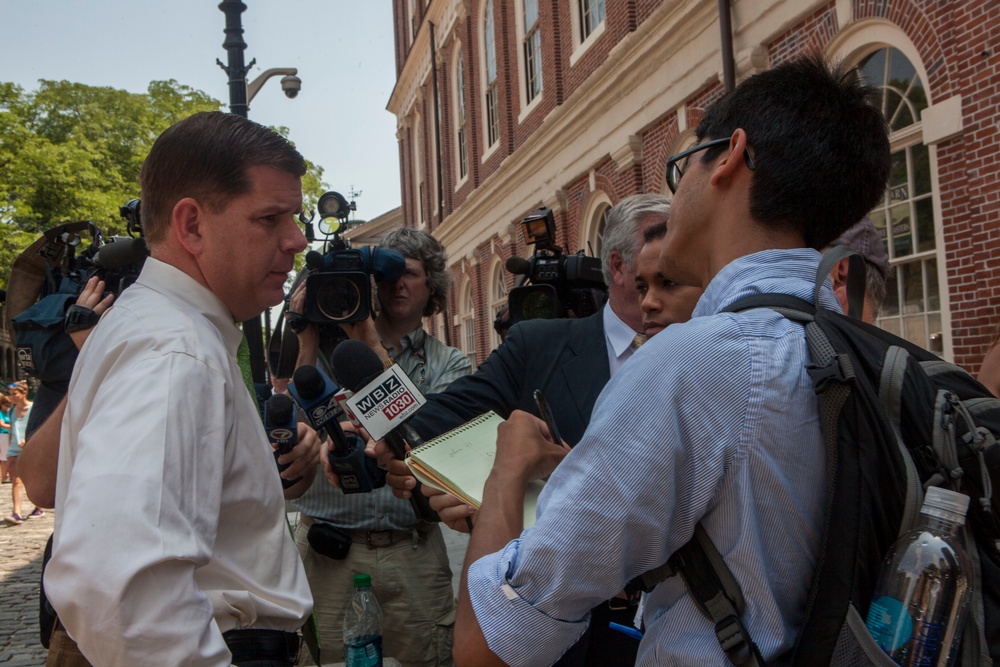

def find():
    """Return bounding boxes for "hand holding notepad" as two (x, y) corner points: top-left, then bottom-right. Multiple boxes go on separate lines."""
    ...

(404, 411), (546, 528)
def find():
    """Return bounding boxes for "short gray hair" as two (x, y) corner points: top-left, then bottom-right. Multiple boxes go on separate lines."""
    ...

(600, 194), (671, 285)
(380, 227), (451, 316)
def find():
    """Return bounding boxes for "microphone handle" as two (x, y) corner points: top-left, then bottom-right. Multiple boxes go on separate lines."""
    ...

(384, 429), (439, 523)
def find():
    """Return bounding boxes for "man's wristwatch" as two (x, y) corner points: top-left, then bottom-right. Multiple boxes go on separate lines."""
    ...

(64, 304), (100, 334)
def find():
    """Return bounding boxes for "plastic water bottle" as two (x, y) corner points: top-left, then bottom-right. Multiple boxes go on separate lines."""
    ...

(865, 486), (972, 666)
(343, 573), (383, 667)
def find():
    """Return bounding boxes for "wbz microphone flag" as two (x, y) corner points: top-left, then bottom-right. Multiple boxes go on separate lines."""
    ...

(345, 365), (427, 441)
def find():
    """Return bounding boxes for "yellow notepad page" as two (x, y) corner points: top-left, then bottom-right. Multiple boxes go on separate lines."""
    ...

(405, 411), (544, 528)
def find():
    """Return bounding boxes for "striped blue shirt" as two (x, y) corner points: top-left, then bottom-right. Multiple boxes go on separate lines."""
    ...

(467, 249), (839, 665)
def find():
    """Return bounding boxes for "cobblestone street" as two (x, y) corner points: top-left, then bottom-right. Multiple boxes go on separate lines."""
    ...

(0, 487), (51, 666)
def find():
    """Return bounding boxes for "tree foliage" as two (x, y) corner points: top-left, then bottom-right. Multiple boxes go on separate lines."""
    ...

(0, 79), (327, 292)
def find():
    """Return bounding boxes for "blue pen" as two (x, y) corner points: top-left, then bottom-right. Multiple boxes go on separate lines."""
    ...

(608, 622), (643, 640)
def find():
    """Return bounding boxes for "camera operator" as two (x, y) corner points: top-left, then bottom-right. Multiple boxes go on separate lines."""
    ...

(43, 112), (315, 667)
(288, 226), (471, 667)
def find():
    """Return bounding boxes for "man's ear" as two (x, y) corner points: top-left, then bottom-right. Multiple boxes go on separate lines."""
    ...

(608, 250), (626, 286)
(830, 256), (850, 312)
(709, 129), (750, 187)
(171, 198), (204, 256)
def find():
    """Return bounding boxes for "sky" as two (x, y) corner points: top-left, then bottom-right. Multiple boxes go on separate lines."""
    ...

(0, 0), (402, 220)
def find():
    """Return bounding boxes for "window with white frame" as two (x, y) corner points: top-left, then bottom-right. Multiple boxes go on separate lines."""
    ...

(858, 47), (943, 353)
(489, 260), (508, 350)
(483, 0), (499, 148)
(454, 47), (469, 181)
(580, 0), (605, 42)
(522, 0), (543, 105)
(461, 280), (477, 368)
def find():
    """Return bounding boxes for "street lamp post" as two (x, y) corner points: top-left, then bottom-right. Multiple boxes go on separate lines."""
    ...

(217, 0), (301, 390)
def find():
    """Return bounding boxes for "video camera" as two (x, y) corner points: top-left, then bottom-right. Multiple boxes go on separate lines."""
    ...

(505, 207), (606, 324)
(6, 202), (148, 384)
(299, 191), (406, 325)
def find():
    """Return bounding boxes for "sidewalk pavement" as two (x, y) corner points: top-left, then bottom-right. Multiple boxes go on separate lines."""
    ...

(0, 487), (51, 666)
(0, 493), (469, 667)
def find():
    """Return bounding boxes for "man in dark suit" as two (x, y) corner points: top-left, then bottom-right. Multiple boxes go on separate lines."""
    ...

(407, 193), (676, 449)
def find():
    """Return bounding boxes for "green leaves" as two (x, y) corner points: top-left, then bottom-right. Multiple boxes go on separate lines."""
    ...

(0, 79), (327, 291)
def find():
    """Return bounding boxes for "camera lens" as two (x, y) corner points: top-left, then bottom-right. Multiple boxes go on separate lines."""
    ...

(316, 276), (362, 321)
(520, 288), (557, 320)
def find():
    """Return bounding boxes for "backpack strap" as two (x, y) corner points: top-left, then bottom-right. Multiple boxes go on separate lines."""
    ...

(625, 524), (767, 667)
(879, 347), (925, 535)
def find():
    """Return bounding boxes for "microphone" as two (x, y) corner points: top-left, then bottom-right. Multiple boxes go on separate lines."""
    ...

(289, 365), (344, 432)
(264, 393), (302, 489)
(305, 250), (325, 271)
(288, 364), (385, 494)
(505, 256), (531, 276)
(331, 340), (438, 522)
(93, 237), (148, 270)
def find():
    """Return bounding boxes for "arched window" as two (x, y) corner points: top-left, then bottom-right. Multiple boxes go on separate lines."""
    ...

(580, 190), (612, 257)
(856, 47), (943, 353)
(453, 45), (469, 183)
(482, 0), (500, 149)
(489, 259), (508, 350)
(461, 279), (477, 369)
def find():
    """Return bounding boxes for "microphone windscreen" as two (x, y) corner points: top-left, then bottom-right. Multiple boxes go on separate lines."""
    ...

(94, 238), (148, 270)
(331, 339), (384, 392)
(505, 256), (531, 275)
(266, 393), (295, 423)
(305, 250), (325, 270)
(292, 365), (324, 399)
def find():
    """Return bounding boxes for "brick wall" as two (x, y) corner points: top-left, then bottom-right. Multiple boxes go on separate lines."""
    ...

(393, 0), (1000, 373)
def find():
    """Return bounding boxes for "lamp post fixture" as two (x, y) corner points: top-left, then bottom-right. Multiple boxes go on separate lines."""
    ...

(217, 0), (301, 117)
(217, 0), (301, 389)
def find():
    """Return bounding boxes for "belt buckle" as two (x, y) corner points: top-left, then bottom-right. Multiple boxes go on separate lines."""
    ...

(366, 530), (391, 548)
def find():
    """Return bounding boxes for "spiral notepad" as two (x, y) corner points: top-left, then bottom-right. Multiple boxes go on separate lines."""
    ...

(405, 411), (544, 528)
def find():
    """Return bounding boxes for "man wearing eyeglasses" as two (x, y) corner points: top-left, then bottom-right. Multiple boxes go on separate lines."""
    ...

(451, 55), (891, 666)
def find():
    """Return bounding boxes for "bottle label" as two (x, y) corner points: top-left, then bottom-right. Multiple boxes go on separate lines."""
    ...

(866, 596), (913, 652)
(345, 635), (383, 667)
(867, 596), (947, 664)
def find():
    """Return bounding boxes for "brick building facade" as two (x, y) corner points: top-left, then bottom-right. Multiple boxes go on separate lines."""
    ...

(387, 0), (1000, 372)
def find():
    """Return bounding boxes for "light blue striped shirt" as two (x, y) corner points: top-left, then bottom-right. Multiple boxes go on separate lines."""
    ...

(467, 249), (839, 665)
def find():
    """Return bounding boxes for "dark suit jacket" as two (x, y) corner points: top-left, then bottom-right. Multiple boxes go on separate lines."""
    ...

(409, 311), (610, 447)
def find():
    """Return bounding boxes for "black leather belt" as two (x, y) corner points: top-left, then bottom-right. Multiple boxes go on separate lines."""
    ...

(223, 629), (299, 666)
(348, 527), (421, 548)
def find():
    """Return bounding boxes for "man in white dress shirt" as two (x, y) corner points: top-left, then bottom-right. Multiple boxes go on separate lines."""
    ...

(44, 111), (314, 667)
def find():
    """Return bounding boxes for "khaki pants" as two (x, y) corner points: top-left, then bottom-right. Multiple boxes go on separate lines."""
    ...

(294, 519), (455, 667)
(45, 626), (92, 667)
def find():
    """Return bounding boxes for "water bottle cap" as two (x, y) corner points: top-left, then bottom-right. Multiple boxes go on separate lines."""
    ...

(354, 573), (372, 588)
(922, 486), (970, 519)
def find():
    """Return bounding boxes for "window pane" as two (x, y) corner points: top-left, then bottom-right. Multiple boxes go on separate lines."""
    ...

(903, 314), (927, 347)
(911, 142), (931, 196)
(926, 258), (940, 311)
(900, 261), (924, 314)
(889, 203), (912, 257)
(485, 0), (497, 84)
(882, 269), (899, 317)
(915, 197), (935, 253)
(888, 149), (909, 198)
(881, 317), (902, 337)
(928, 313), (943, 354)
(524, 0), (538, 27)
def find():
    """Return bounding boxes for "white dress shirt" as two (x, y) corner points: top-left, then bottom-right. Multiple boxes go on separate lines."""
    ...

(46, 258), (312, 667)
(603, 302), (640, 377)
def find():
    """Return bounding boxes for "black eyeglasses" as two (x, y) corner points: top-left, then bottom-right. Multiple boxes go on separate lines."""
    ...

(665, 138), (757, 194)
